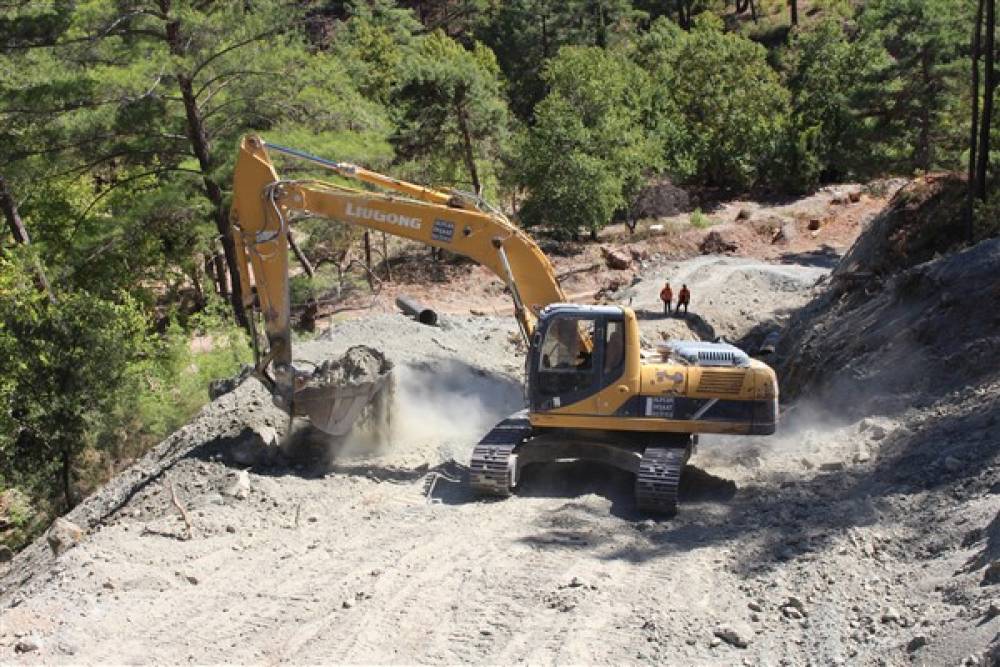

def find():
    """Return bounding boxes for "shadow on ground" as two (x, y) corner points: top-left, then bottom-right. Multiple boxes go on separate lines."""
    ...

(779, 244), (842, 269)
(427, 461), (736, 523)
(635, 309), (718, 341)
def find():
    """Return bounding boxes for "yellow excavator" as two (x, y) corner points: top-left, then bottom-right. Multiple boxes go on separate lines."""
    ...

(229, 135), (778, 514)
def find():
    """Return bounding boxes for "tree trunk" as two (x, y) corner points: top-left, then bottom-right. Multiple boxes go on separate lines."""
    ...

(0, 174), (30, 244)
(191, 259), (205, 307)
(456, 99), (482, 196)
(789, 0), (798, 25)
(976, 0), (996, 201)
(677, 0), (690, 30)
(177, 72), (246, 326)
(736, 0), (757, 21)
(287, 230), (314, 278)
(594, 0), (608, 47)
(1, 174), (53, 296)
(381, 232), (392, 282)
(62, 448), (73, 509)
(917, 50), (934, 171)
(204, 253), (217, 294)
(164, 8), (247, 328)
(966, 0), (985, 241)
(541, 12), (549, 59)
(363, 231), (373, 288)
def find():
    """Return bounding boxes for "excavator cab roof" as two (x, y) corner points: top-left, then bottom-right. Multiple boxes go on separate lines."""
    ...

(538, 303), (629, 320)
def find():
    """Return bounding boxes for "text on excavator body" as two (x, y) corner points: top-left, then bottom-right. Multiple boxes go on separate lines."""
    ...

(345, 202), (422, 230)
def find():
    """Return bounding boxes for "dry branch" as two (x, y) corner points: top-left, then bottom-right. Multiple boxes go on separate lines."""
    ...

(168, 482), (194, 540)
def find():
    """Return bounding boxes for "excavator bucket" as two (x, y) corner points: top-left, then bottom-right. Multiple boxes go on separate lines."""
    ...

(292, 373), (392, 437)
(288, 345), (395, 437)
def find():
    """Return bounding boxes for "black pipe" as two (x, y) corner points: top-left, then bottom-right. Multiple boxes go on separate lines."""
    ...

(396, 295), (438, 326)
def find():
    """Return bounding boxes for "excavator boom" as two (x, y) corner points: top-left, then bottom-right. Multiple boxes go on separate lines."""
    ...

(229, 135), (565, 433)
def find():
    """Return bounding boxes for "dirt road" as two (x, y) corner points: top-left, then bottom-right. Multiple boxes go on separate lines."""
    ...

(2, 246), (998, 665)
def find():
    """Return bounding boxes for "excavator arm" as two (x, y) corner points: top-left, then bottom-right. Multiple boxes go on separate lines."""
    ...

(228, 135), (565, 432)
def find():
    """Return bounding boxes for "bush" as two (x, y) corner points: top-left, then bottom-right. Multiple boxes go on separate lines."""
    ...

(636, 15), (791, 190)
(0, 254), (147, 511)
(689, 208), (714, 228)
(515, 46), (660, 238)
(131, 303), (251, 451)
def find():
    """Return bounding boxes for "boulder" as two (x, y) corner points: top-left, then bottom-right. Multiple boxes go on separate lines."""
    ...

(15, 638), (40, 653)
(713, 622), (753, 648)
(225, 470), (251, 500)
(601, 247), (632, 270)
(628, 246), (650, 262)
(771, 222), (797, 245)
(982, 560), (1000, 585)
(46, 517), (83, 557)
(227, 425), (281, 467)
(208, 365), (253, 400)
(700, 230), (739, 255)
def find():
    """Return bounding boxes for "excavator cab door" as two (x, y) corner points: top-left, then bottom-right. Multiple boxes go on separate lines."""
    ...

(528, 308), (626, 412)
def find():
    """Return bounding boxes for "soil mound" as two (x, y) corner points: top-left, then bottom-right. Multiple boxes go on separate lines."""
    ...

(630, 176), (690, 219)
(834, 173), (966, 280)
(310, 345), (392, 386)
(776, 236), (1000, 414)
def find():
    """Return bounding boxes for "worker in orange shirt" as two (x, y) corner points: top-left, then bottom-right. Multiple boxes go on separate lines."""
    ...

(659, 281), (673, 316)
(678, 284), (691, 315)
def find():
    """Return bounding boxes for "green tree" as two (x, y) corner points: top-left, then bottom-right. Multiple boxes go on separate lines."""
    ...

(769, 18), (872, 191)
(638, 14), (790, 189)
(2, 0), (389, 323)
(391, 30), (509, 195)
(516, 46), (660, 237)
(327, 0), (422, 104)
(0, 254), (146, 510)
(854, 0), (970, 173)
(476, 0), (645, 120)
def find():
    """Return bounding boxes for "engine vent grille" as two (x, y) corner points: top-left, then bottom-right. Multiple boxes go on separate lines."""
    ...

(696, 370), (746, 395)
(658, 340), (751, 367)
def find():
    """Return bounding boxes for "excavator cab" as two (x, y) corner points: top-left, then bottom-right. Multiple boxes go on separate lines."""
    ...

(529, 305), (628, 413)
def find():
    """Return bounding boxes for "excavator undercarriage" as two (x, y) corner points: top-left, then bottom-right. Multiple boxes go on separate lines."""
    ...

(469, 413), (694, 514)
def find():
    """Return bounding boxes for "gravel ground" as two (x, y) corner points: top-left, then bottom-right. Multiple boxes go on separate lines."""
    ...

(1, 237), (998, 665)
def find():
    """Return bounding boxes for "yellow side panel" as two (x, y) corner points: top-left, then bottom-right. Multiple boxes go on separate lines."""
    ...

(529, 412), (755, 435)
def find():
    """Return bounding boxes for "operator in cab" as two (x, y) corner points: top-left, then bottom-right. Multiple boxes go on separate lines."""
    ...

(541, 318), (589, 369)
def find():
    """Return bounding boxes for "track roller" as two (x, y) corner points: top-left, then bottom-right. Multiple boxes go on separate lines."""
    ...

(469, 413), (532, 497)
(635, 445), (690, 515)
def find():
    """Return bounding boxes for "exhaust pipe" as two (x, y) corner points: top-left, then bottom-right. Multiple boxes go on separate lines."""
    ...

(396, 295), (438, 326)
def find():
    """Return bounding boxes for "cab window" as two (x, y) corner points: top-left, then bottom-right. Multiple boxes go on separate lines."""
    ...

(539, 316), (593, 370)
(603, 320), (625, 378)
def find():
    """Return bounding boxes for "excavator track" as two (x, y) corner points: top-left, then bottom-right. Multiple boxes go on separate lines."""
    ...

(635, 445), (690, 515)
(468, 414), (533, 497)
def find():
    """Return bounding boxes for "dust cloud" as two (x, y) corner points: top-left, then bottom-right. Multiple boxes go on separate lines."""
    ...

(696, 400), (856, 472)
(338, 360), (525, 463)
